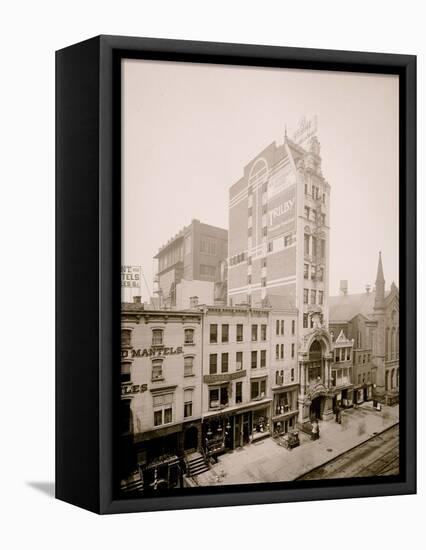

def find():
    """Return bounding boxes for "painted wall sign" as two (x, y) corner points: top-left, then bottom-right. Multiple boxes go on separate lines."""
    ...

(121, 383), (148, 395)
(121, 265), (141, 288)
(121, 346), (184, 359)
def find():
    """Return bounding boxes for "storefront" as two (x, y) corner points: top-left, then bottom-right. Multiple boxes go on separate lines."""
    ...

(353, 384), (373, 405)
(202, 400), (272, 456)
(272, 387), (298, 435)
(333, 386), (354, 409)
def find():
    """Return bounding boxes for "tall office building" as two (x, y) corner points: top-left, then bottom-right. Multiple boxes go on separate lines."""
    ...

(228, 120), (336, 423)
(228, 120), (330, 336)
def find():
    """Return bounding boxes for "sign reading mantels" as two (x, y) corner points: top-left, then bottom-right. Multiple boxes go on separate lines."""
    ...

(121, 346), (184, 359)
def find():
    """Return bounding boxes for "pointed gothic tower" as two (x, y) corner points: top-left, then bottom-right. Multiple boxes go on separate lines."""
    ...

(373, 251), (386, 399)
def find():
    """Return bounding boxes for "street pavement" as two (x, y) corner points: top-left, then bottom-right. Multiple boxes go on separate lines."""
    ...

(195, 402), (399, 486)
(297, 424), (399, 479)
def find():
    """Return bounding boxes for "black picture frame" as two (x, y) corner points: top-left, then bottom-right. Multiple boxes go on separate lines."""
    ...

(56, 35), (416, 514)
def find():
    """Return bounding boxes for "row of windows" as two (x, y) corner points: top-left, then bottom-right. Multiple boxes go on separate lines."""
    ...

(304, 206), (326, 225)
(275, 343), (295, 360)
(304, 183), (325, 203)
(335, 347), (351, 362)
(357, 353), (371, 365)
(209, 323), (267, 343)
(229, 251), (247, 266)
(122, 356), (196, 383)
(275, 319), (296, 336)
(304, 263), (325, 282)
(303, 288), (324, 305)
(209, 350), (267, 373)
(209, 378), (267, 409)
(200, 236), (217, 256)
(153, 389), (194, 426)
(304, 234), (326, 259)
(125, 327), (195, 348)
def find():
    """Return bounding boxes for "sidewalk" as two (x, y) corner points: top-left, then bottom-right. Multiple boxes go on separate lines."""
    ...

(195, 402), (399, 486)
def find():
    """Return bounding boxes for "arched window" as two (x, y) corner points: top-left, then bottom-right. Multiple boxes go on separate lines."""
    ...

(152, 329), (164, 346)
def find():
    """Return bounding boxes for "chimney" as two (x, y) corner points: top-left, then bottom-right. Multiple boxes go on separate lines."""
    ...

(133, 295), (142, 304)
(339, 280), (348, 295)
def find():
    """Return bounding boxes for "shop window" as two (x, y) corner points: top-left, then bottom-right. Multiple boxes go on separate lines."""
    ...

(275, 392), (290, 414)
(236, 324), (243, 342)
(260, 350), (266, 368)
(184, 328), (194, 345)
(251, 351), (258, 369)
(209, 387), (228, 409)
(261, 324), (267, 341)
(235, 382), (243, 404)
(152, 329), (163, 346)
(209, 354), (218, 374)
(210, 324), (218, 344)
(221, 324), (229, 343)
(221, 353), (229, 373)
(121, 361), (131, 383)
(184, 356), (194, 377)
(236, 351), (243, 370)
(251, 378), (267, 400)
(184, 389), (193, 418)
(251, 324), (258, 341)
(152, 359), (163, 381)
(153, 393), (173, 426)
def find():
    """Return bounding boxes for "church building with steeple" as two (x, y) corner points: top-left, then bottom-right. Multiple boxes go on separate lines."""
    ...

(329, 252), (400, 406)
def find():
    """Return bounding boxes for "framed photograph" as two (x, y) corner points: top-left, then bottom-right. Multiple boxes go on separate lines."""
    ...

(56, 35), (416, 514)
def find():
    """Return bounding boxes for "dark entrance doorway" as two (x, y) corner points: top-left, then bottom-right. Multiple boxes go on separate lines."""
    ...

(184, 426), (198, 452)
(310, 396), (323, 421)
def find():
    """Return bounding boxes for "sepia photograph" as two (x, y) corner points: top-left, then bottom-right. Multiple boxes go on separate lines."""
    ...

(119, 59), (400, 495)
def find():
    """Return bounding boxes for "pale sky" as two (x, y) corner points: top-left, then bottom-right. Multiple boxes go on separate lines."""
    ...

(122, 59), (399, 301)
